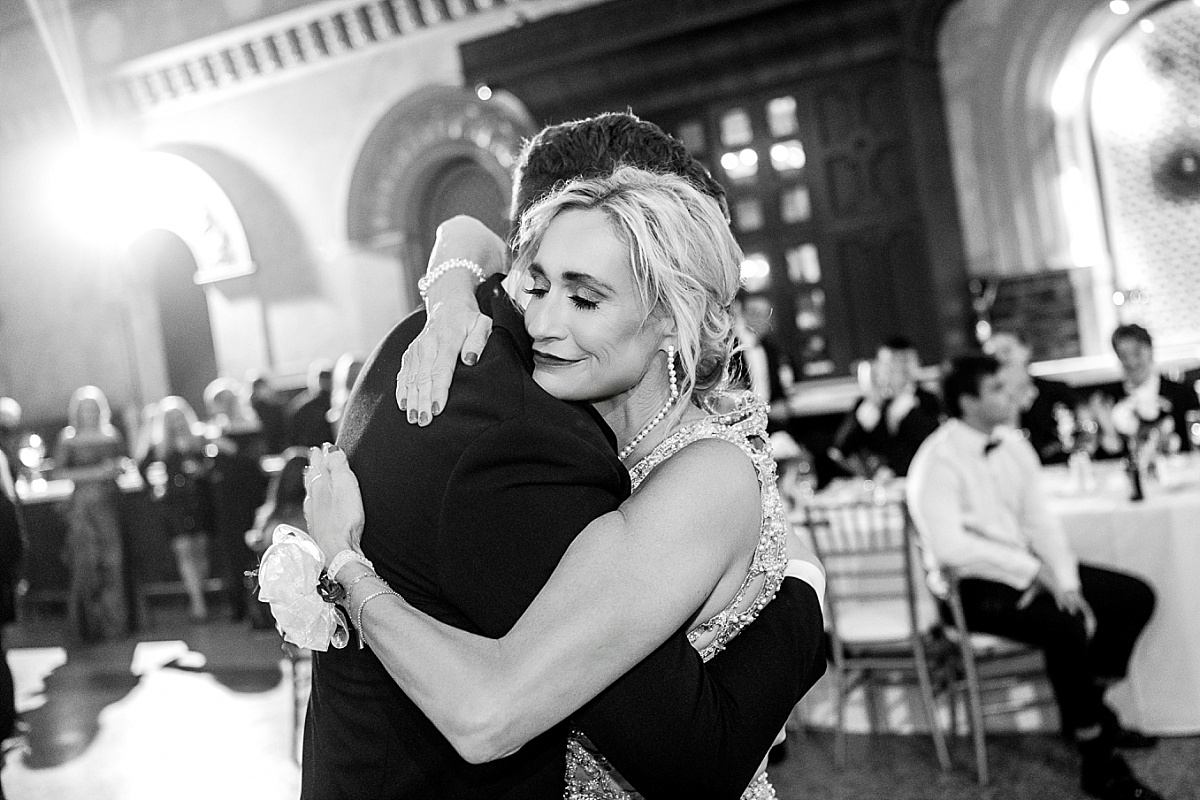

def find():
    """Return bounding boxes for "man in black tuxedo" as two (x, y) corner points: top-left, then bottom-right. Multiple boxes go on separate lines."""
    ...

(830, 335), (941, 477)
(1095, 323), (1200, 456)
(286, 362), (335, 449)
(301, 114), (827, 799)
(985, 331), (1081, 465)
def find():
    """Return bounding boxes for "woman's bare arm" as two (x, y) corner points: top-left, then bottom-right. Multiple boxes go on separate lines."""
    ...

(397, 216), (506, 423)
(307, 439), (762, 763)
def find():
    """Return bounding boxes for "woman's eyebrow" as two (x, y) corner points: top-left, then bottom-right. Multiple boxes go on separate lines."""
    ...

(528, 261), (614, 295)
(561, 271), (614, 295)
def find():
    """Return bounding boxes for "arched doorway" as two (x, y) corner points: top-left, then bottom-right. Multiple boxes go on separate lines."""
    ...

(346, 85), (537, 308)
(105, 150), (262, 408)
(129, 229), (219, 414)
(1089, 0), (1200, 347)
(415, 156), (510, 265)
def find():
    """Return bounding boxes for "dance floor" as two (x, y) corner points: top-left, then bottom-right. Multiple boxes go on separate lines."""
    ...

(2, 606), (1196, 800)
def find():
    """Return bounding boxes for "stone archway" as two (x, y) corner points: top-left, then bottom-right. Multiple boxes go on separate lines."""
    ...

(346, 85), (537, 308)
(113, 150), (268, 405)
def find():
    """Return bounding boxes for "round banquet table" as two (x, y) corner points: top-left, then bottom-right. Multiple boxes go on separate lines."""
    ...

(1045, 457), (1200, 735)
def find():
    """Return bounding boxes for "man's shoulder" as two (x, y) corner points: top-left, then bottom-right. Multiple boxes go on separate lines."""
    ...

(910, 421), (963, 469)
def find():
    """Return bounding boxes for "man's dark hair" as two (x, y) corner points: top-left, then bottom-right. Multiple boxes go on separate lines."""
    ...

(941, 353), (1001, 419)
(511, 112), (727, 223)
(880, 334), (916, 353)
(1111, 323), (1153, 350)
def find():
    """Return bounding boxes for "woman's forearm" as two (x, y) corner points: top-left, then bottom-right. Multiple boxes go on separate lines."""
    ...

(337, 509), (720, 763)
(336, 563), (515, 763)
(335, 445), (758, 762)
(424, 216), (509, 309)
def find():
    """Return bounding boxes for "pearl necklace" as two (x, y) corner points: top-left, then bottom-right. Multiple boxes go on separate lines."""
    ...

(618, 397), (676, 462)
(618, 346), (680, 462)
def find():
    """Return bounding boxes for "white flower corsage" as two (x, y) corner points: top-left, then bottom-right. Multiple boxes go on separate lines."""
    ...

(258, 524), (350, 651)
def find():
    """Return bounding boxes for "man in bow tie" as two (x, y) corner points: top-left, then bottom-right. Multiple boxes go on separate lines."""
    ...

(829, 335), (941, 478)
(907, 354), (1161, 800)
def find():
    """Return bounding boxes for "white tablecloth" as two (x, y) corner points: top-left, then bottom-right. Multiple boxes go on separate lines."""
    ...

(1047, 459), (1200, 735)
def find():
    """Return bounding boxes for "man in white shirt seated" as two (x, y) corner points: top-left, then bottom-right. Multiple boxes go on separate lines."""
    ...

(907, 354), (1160, 800)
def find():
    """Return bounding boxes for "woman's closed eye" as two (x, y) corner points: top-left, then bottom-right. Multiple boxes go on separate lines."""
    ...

(521, 284), (600, 311)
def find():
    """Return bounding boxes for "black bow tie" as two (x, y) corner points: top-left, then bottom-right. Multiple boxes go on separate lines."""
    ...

(984, 437), (1002, 455)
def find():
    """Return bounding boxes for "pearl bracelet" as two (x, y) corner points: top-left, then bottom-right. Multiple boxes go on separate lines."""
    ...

(418, 258), (486, 301)
(327, 549), (374, 581)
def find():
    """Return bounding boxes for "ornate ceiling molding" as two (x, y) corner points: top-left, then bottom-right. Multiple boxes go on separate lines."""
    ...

(108, 0), (518, 111)
(1, 0), (527, 144)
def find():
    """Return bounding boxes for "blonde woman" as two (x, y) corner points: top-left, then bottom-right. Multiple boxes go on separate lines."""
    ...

(53, 386), (128, 640)
(297, 168), (825, 799)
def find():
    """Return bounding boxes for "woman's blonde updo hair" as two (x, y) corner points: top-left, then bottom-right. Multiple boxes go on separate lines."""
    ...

(512, 165), (744, 410)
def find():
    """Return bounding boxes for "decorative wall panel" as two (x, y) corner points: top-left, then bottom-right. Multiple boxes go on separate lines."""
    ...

(1093, 0), (1200, 348)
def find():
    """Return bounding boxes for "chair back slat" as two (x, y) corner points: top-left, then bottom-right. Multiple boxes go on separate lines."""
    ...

(793, 493), (938, 634)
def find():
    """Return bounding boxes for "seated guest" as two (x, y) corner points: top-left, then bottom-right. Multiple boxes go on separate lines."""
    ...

(1093, 324), (1199, 456)
(245, 447), (308, 630)
(830, 335), (940, 477)
(907, 354), (1161, 800)
(984, 331), (1081, 465)
(730, 292), (793, 433)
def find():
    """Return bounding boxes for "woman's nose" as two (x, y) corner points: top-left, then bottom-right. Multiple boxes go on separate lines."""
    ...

(524, 294), (566, 341)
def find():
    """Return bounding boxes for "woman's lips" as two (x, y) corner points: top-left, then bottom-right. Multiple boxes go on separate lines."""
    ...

(532, 350), (579, 367)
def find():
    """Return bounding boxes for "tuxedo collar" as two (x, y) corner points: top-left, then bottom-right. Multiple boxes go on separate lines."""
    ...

(480, 275), (534, 374)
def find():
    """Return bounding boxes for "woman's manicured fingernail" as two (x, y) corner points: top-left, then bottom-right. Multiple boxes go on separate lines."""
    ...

(418, 411), (429, 426)
(407, 409), (417, 424)
(464, 352), (477, 366)
(399, 397), (407, 410)
(430, 402), (440, 416)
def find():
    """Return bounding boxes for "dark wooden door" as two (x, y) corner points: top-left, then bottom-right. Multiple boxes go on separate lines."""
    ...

(130, 229), (218, 413)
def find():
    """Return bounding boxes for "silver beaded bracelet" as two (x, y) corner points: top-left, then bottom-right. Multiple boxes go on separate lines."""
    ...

(418, 258), (486, 301)
(355, 588), (400, 647)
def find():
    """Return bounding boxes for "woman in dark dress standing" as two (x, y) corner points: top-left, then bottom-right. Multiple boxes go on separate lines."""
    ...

(140, 396), (214, 622)
(204, 379), (269, 622)
(53, 386), (128, 641)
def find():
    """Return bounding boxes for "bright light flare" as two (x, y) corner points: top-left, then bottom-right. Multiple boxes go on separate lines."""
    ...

(1092, 42), (1166, 141)
(1051, 42), (1098, 118)
(43, 139), (149, 248)
(739, 254), (771, 291)
(42, 142), (210, 252)
(1110, 0), (1130, 14)
(1060, 166), (1106, 266)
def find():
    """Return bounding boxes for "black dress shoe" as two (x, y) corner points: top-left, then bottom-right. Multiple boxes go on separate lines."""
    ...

(1081, 754), (1165, 800)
